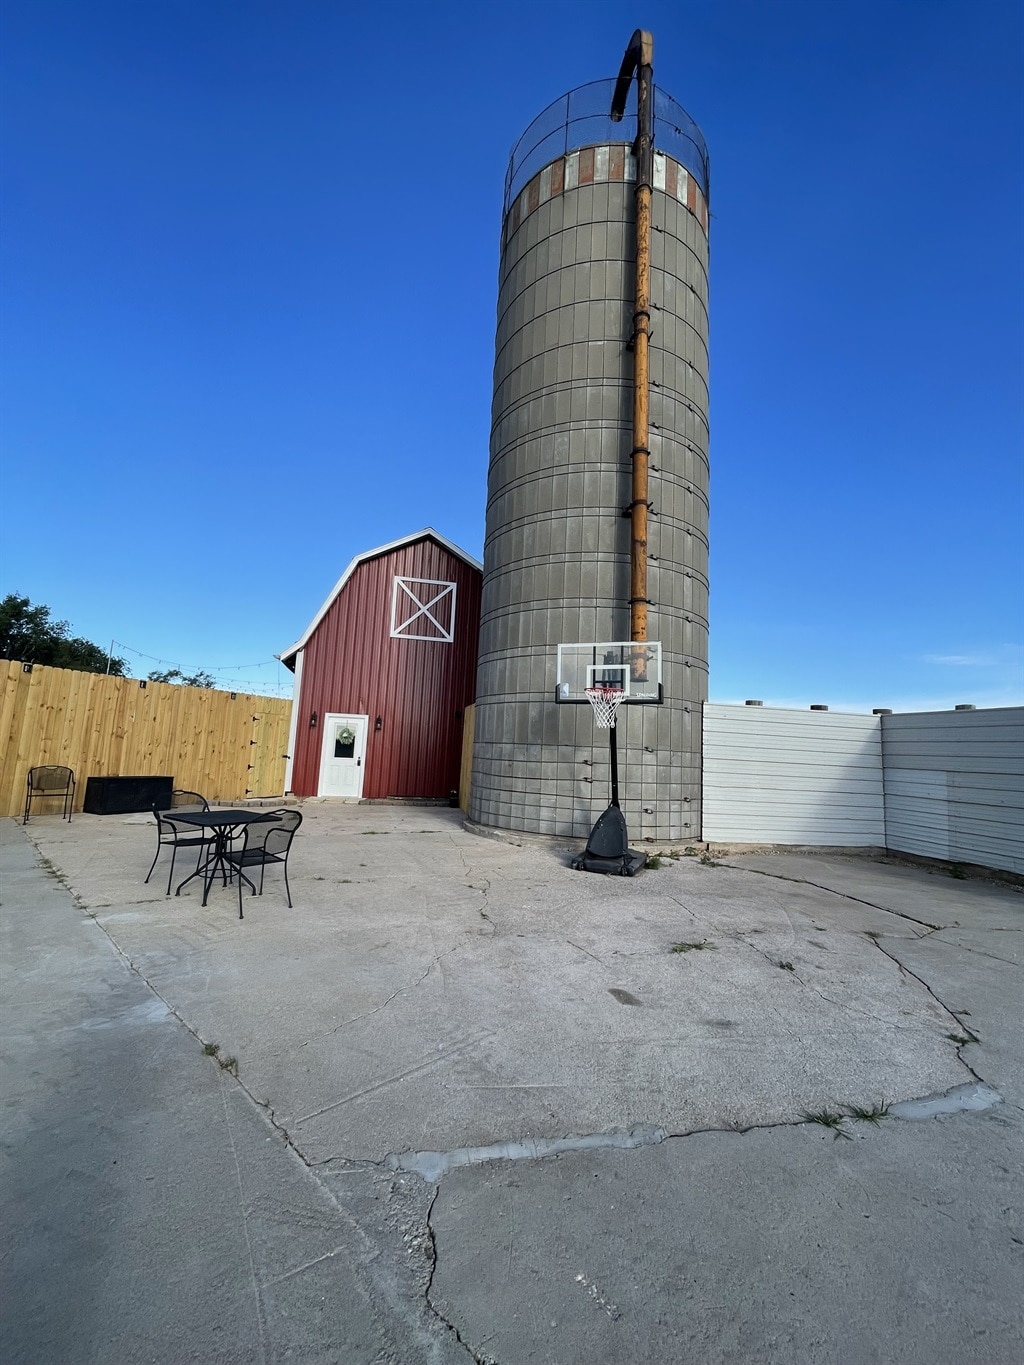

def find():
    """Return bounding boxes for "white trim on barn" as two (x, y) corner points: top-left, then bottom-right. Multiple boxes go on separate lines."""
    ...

(277, 528), (481, 667)
(283, 648), (304, 792)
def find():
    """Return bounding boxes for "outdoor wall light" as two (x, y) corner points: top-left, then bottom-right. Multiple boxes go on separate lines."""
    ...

(309, 710), (318, 729)
(374, 715), (382, 732)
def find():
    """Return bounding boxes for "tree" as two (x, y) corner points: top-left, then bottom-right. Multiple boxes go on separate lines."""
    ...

(147, 667), (216, 689)
(0, 594), (125, 675)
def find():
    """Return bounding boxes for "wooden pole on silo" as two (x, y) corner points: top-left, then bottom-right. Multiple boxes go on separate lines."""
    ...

(612, 29), (654, 656)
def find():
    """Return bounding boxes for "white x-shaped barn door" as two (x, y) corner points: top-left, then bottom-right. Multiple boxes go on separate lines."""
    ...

(390, 576), (457, 642)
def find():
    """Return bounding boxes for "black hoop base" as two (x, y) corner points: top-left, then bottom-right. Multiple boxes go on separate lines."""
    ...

(571, 805), (647, 877)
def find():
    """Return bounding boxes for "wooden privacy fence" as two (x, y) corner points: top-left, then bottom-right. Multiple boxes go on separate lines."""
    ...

(0, 660), (293, 818)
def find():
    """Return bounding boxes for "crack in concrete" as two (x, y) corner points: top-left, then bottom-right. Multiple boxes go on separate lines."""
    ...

(911, 937), (1020, 967)
(722, 861), (945, 932)
(864, 934), (987, 1082)
(394, 1071), (1007, 1194)
(294, 1031), (496, 1126)
(388, 1124), (670, 1182)
(732, 932), (933, 1034)
(566, 938), (604, 963)
(292, 947), (458, 1053)
(423, 1187), (495, 1364)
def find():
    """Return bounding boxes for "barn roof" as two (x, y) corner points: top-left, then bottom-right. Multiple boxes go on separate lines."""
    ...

(277, 528), (482, 670)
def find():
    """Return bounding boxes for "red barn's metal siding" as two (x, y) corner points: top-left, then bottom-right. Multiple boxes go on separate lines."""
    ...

(290, 537), (480, 800)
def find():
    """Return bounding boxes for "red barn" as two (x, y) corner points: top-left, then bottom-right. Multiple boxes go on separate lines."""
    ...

(279, 530), (481, 801)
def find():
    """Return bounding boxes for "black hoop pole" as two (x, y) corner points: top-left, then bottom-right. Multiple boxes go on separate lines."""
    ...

(609, 719), (620, 808)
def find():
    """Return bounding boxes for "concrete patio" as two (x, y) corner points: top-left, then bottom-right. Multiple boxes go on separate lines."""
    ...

(2, 803), (1021, 1363)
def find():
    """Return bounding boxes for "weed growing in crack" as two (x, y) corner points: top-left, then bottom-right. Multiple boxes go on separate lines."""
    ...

(949, 864), (967, 880)
(777, 960), (796, 972)
(202, 1041), (238, 1074)
(846, 1101), (890, 1125)
(864, 930), (883, 940)
(647, 856), (664, 870)
(801, 1107), (852, 1139)
(37, 855), (72, 889)
(699, 853), (721, 867)
(682, 846), (699, 857)
(671, 939), (717, 954)
(948, 1029), (978, 1045)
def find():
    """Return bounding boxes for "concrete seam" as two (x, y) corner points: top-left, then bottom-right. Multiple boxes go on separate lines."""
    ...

(218, 1074), (271, 1365)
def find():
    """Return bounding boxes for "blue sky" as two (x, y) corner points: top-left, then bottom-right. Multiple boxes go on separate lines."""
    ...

(2, 0), (1021, 709)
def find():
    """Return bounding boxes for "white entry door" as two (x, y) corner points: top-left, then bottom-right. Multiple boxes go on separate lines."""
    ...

(318, 714), (369, 799)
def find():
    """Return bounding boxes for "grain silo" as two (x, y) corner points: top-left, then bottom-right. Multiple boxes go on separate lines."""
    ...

(469, 32), (710, 844)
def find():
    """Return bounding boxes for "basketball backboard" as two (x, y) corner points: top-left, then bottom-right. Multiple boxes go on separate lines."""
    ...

(555, 642), (663, 704)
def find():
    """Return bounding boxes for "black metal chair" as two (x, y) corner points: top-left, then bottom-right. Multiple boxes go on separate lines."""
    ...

(145, 790), (214, 896)
(24, 766), (76, 824)
(225, 809), (302, 917)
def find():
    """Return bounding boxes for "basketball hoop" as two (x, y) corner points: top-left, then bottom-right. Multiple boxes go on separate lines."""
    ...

(585, 685), (626, 729)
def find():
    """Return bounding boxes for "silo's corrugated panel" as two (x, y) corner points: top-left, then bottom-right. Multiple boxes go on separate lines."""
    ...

(291, 537), (480, 800)
(469, 84), (710, 841)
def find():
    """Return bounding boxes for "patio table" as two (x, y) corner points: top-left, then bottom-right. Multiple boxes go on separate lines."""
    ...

(170, 809), (281, 906)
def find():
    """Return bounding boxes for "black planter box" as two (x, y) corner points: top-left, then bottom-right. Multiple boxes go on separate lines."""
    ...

(84, 775), (174, 815)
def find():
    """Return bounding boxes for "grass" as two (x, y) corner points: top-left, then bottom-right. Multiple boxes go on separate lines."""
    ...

(801, 1107), (852, 1140)
(671, 939), (717, 954)
(201, 1041), (239, 1076)
(37, 854), (72, 890)
(846, 1101), (890, 1125)
(647, 856), (663, 870)
(803, 1101), (891, 1135)
(948, 1027), (979, 1045)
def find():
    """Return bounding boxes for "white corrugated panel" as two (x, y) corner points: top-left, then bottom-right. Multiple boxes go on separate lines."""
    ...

(881, 708), (1024, 874)
(702, 705), (884, 845)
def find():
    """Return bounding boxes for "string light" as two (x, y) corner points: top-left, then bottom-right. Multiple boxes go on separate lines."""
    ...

(109, 641), (292, 698)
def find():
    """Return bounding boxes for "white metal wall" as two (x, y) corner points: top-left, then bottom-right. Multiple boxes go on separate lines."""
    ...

(702, 704), (885, 846)
(881, 707), (1024, 874)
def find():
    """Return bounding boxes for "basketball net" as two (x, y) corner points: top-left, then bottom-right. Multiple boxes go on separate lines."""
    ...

(585, 685), (626, 729)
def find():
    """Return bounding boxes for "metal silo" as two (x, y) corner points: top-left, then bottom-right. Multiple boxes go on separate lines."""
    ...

(469, 33), (710, 843)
